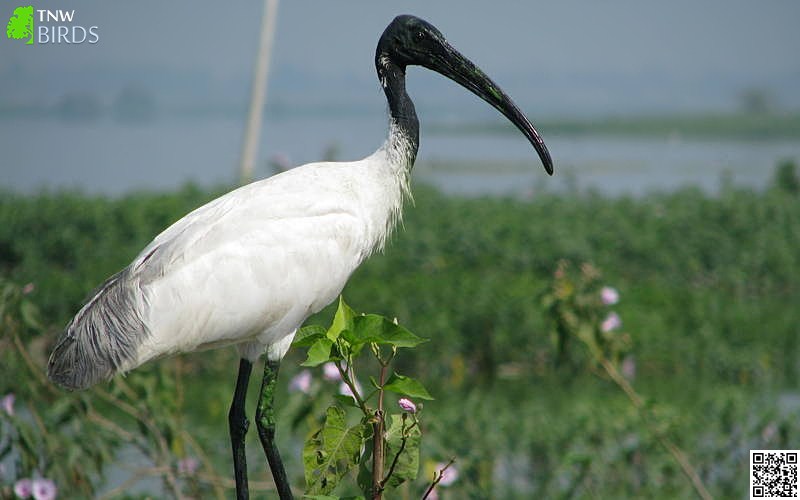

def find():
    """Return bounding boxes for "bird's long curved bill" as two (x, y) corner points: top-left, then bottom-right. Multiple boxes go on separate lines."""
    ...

(425, 44), (554, 175)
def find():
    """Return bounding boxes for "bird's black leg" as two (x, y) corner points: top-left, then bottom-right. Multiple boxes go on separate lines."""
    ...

(256, 358), (293, 500)
(229, 358), (253, 500)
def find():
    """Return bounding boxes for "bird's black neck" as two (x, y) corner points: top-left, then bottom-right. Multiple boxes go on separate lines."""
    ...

(377, 59), (419, 168)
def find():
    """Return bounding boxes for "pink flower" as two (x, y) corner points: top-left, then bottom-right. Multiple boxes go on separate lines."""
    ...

(621, 355), (636, 380)
(14, 478), (33, 498)
(338, 380), (362, 398)
(601, 312), (622, 332)
(322, 362), (341, 381)
(288, 370), (312, 394)
(600, 286), (619, 305)
(2, 393), (14, 416)
(398, 398), (417, 413)
(436, 462), (459, 486)
(31, 478), (56, 500)
(178, 457), (200, 475)
(22, 283), (35, 295)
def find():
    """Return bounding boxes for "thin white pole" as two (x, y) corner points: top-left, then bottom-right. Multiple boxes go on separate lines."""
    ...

(238, 0), (279, 184)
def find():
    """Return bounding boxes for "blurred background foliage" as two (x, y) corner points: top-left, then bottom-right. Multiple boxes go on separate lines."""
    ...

(1, 160), (799, 498)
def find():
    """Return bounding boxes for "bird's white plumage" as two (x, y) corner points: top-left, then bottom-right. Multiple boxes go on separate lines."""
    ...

(123, 134), (412, 370)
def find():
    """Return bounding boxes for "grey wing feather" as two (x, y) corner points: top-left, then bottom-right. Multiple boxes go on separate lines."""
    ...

(47, 267), (148, 390)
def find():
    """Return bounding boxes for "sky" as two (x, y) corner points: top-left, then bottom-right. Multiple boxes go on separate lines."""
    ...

(1, 0), (799, 117)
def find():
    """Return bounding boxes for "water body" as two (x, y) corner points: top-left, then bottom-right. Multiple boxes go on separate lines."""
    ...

(1, 114), (798, 197)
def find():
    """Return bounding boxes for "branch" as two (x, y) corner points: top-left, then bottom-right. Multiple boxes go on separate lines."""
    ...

(422, 458), (456, 500)
(335, 359), (370, 417)
(599, 357), (712, 500)
(92, 386), (184, 499)
(86, 408), (136, 442)
(381, 416), (418, 488)
(371, 356), (390, 499)
(182, 430), (226, 500)
(10, 328), (50, 388)
(97, 466), (170, 500)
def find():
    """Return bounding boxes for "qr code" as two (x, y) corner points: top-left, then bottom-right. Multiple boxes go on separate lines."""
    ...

(751, 450), (799, 499)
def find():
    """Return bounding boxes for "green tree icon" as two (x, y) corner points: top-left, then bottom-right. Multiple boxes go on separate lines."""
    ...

(7, 5), (34, 45)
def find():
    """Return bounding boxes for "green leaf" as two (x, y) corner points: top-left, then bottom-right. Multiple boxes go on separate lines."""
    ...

(350, 315), (428, 348)
(333, 394), (360, 409)
(327, 296), (355, 342)
(303, 406), (371, 495)
(339, 327), (361, 345)
(293, 325), (327, 347)
(382, 372), (434, 400)
(301, 338), (334, 367)
(357, 437), (374, 497)
(383, 414), (422, 488)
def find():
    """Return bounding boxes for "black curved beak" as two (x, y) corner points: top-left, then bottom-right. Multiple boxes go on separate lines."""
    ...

(419, 42), (553, 175)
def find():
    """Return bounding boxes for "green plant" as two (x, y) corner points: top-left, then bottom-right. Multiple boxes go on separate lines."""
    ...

(2, 160), (799, 497)
(772, 159), (799, 194)
(293, 297), (441, 499)
(542, 260), (712, 500)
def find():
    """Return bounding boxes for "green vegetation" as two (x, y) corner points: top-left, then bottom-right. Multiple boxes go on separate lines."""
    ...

(293, 298), (431, 498)
(1, 162), (799, 498)
(432, 111), (800, 140)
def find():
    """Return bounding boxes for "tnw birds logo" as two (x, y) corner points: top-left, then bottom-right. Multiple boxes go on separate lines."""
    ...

(5, 5), (99, 45)
(6, 5), (34, 45)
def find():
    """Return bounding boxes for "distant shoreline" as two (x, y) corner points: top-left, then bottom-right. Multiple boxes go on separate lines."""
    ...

(3, 104), (799, 141)
(429, 111), (800, 141)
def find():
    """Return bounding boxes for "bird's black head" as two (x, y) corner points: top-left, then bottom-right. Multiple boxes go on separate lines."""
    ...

(376, 15), (553, 175)
(376, 15), (448, 69)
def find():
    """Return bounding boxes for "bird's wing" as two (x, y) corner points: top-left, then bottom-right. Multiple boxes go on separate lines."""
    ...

(131, 163), (366, 285)
(123, 163), (372, 360)
(49, 162), (372, 386)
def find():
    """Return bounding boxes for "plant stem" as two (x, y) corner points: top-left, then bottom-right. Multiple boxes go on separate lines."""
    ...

(371, 361), (390, 499)
(599, 357), (643, 409)
(335, 359), (370, 416)
(182, 431), (226, 500)
(382, 417), (418, 487)
(422, 458), (455, 500)
(599, 357), (713, 500)
(382, 435), (407, 488)
(93, 386), (184, 498)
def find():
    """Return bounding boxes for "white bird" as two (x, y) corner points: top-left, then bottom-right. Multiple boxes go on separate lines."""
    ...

(47, 14), (552, 500)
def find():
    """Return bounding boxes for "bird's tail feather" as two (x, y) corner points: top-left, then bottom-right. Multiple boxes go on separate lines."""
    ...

(47, 269), (148, 390)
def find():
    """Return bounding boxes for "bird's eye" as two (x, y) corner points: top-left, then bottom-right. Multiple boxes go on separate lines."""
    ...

(416, 31), (425, 41)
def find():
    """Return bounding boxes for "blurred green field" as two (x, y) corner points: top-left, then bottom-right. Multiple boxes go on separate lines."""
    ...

(1, 162), (799, 498)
